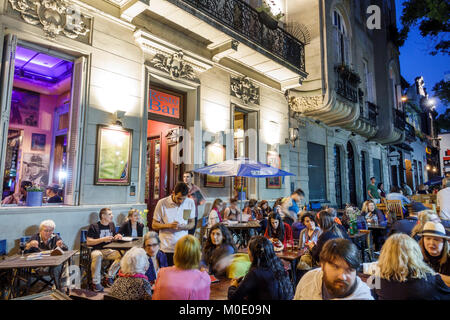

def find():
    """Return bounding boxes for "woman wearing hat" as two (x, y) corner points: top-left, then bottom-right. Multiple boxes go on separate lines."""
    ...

(419, 221), (450, 287)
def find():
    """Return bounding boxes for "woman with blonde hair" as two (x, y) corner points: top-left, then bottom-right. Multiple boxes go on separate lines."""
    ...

(110, 247), (152, 300)
(118, 209), (144, 237)
(153, 235), (210, 300)
(361, 200), (386, 225)
(411, 210), (441, 240)
(374, 233), (450, 300)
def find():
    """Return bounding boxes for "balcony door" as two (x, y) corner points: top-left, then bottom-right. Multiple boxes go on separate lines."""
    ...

(347, 142), (357, 205)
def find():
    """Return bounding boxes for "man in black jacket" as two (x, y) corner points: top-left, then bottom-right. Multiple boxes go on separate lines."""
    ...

(388, 201), (428, 237)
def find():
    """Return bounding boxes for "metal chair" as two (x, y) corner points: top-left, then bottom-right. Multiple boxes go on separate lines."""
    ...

(359, 230), (374, 262)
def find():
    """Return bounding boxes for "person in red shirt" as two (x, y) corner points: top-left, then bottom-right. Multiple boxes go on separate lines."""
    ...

(264, 212), (293, 247)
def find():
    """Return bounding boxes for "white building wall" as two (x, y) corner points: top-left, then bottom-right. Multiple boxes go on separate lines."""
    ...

(439, 132), (450, 175)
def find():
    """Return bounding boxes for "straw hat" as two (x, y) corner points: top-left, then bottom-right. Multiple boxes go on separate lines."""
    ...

(420, 221), (450, 240)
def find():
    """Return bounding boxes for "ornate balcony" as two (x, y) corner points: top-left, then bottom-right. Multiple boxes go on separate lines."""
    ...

(335, 65), (360, 103)
(405, 122), (416, 142)
(174, 0), (306, 74)
(126, 0), (308, 88)
(360, 101), (378, 127)
(394, 109), (406, 131)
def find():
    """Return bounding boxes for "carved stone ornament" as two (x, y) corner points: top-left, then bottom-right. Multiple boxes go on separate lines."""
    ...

(288, 95), (322, 113)
(8, 0), (91, 40)
(230, 76), (260, 105)
(150, 50), (197, 81)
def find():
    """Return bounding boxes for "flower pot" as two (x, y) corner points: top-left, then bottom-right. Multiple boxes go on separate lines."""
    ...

(258, 10), (279, 30)
(26, 191), (43, 207)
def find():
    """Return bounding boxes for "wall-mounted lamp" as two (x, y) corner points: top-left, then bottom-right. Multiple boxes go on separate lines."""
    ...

(285, 127), (299, 147)
(113, 110), (126, 126)
(401, 96), (408, 102)
(426, 165), (431, 171)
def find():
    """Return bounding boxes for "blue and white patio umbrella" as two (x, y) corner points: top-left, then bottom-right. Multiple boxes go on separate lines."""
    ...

(193, 158), (295, 222)
(193, 158), (295, 178)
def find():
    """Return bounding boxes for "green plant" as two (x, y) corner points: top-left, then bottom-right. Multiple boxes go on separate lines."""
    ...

(256, 0), (285, 21)
(345, 206), (361, 223)
(335, 64), (361, 84)
(26, 184), (44, 192)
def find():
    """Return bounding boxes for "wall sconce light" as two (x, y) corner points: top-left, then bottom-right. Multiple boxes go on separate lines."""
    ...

(113, 110), (126, 126)
(426, 165), (431, 171)
(285, 127), (299, 147)
(433, 167), (437, 172)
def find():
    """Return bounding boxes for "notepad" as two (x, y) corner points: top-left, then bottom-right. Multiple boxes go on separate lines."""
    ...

(120, 237), (134, 242)
(183, 209), (192, 221)
(26, 253), (43, 261)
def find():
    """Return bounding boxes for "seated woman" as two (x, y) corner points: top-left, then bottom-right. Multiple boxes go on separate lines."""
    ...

(228, 236), (293, 300)
(201, 223), (237, 275)
(208, 199), (224, 228)
(110, 247), (152, 300)
(223, 198), (241, 221)
(310, 210), (349, 265)
(24, 219), (68, 290)
(258, 200), (272, 218)
(118, 209), (144, 237)
(411, 210), (441, 240)
(298, 212), (321, 254)
(418, 222), (450, 287)
(243, 199), (259, 220)
(143, 231), (168, 285)
(361, 200), (386, 226)
(264, 212), (293, 248)
(153, 235), (210, 300)
(374, 233), (450, 300)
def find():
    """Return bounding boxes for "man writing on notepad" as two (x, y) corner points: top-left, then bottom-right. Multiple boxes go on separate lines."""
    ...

(152, 182), (196, 266)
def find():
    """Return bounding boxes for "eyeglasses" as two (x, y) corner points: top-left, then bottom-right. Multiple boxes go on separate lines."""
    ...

(145, 243), (159, 248)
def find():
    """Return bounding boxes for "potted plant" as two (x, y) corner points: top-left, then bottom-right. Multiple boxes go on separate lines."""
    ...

(335, 64), (361, 84)
(256, 0), (284, 30)
(140, 209), (149, 234)
(26, 184), (44, 207)
(345, 206), (362, 235)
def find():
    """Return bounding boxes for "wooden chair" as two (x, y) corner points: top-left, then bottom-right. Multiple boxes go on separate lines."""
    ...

(376, 202), (388, 218)
(386, 200), (404, 220)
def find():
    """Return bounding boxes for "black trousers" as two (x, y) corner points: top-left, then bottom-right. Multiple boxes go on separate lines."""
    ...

(164, 252), (175, 267)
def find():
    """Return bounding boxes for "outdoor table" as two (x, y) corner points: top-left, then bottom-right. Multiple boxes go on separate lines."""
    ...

(210, 277), (231, 300)
(367, 224), (388, 252)
(0, 250), (77, 299)
(225, 222), (260, 249)
(103, 237), (143, 256)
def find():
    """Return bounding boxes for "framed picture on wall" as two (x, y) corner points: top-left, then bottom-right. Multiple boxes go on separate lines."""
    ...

(95, 125), (132, 185)
(266, 152), (282, 189)
(9, 88), (40, 127)
(204, 142), (225, 188)
(31, 133), (46, 151)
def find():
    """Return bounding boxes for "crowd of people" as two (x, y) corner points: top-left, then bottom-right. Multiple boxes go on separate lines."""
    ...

(18, 176), (450, 300)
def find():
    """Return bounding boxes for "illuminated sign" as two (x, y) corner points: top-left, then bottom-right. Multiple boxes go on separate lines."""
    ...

(426, 147), (432, 154)
(149, 89), (180, 119)
(444, 156), (450, 167)
(446, 149), (450, 156)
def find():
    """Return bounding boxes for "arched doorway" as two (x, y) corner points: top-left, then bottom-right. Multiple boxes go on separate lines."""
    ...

(347, 142), (357, 205)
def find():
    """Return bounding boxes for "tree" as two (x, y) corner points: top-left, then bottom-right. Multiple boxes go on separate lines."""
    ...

(398, 0), (450, 56)
(435, 108), (450, 133)
(432, 79), (450, 106)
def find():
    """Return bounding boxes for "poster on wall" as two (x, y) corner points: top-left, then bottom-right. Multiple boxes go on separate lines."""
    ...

(95, 125), (132, 185)
(204, 142), (225, 188)
(9, 88), (40, 127)
(31, 133), (46, 151)
(266, 152), (282, 189)
(22, 153), (49, 187)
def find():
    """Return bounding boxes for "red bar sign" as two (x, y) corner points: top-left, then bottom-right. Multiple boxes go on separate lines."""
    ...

(149, 89), (180, 119)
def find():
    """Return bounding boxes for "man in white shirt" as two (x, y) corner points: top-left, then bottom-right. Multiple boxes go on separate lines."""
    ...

(152, 182), (196, 266)
(437, 178), (450, 227)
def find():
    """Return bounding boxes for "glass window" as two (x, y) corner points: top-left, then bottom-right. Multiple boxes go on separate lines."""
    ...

(1, 41), (84, 206)
(308, 142), (327, 202)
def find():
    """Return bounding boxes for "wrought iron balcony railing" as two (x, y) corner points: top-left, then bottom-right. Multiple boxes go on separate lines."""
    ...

(405, 122), (416, 140)
(394, 109), (406, 131)
(167, 0), (306, 75)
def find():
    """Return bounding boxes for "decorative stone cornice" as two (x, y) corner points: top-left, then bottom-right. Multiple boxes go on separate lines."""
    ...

(230, 76), (260, 105)
(7, 0), (91, 42)
(135, 29), (214, 78)
(150, 51), (197, 82)
(287, 95), (323, 113)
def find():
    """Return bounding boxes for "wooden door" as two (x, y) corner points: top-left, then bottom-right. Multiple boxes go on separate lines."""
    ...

(146, 136), (161, 228)
(347, 142), (357, 206)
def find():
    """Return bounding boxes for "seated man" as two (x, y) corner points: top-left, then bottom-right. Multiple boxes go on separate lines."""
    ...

(1, 180), (32, 205)
(294, 238), (373, 300)
(437, 178), (450, 228)
(24, 219), (68, 290)
(46, 185), (62, 203)
(86, 208), (122, 292)
(387, 201), (428, 237)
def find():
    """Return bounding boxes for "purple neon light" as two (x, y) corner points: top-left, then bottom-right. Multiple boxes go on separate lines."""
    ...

(14, 46), (73, 83)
